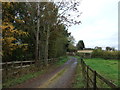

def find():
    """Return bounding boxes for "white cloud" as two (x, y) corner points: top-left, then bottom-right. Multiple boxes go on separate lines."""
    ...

(68, 0), (119, 50)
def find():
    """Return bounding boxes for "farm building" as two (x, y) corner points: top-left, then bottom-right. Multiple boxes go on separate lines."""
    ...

(77, 50), (93, 58)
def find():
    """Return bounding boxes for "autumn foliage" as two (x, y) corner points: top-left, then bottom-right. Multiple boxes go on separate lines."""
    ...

(1, 22), (28, 60)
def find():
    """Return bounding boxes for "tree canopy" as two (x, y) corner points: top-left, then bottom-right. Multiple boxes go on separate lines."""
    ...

(2, 2), (81, 66)
(76, 40), (85, 50)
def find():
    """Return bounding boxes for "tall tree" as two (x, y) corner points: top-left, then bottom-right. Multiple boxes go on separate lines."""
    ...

(77, 40), (85, 50)
(2, 1), (82, 66)
(2, 2), (28, 61)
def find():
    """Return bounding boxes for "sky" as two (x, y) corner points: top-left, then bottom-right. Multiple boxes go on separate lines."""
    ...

(68, 0), (119, 50)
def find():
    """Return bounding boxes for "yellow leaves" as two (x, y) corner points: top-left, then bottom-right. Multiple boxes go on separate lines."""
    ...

(2, 21), (29, 56)
(3, 37), (16, 44)
(9, 44), (17, 51)
(15, 30), (29, 36)
(2, 2), (14, 8)
(14, 18), (24, 23)
(1, 22), (29, 37)
(19, 44), (28, 51)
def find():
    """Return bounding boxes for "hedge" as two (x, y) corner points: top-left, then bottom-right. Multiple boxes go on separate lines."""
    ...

(91, 49), (120, 60)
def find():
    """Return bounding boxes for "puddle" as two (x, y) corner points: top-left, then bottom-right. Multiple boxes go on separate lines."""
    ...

(73, 62), (77, 65)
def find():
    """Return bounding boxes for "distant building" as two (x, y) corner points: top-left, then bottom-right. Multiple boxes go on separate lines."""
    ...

(77, 49), (93, 58)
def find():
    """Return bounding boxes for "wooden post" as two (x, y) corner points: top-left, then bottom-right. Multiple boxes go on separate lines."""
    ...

(86, 66), (89, 88)
(81, 59), (86, 82)
(5, 62), (8, 79)
(81, 59), (83, 75)
(12, 61), (14, 68)
(93, 71), (97, 89)
(12, 61), (14, 77)
(83, 61), (85, 77)
(31, 61), (33, 66)
(21, 60), (23, 69)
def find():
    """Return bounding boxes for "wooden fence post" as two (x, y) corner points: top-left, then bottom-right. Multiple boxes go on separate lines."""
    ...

(93, 70), (97, 89)
(5, 62), (8, 79)
(12, 61), (14, 68)
(86, 66), (89, 88)
(31, 61), (33, 66)
(81, 59), (84, 76)
(12, 61), (14, 77)
(83, 61), (85, 77)
(21, 60), (23, 69)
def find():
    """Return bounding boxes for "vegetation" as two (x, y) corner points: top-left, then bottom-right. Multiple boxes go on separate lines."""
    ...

(2, 2), (81, 64)
(76, 52), (85, 58)
(72, 56), (85, 88)
(2, 2), (82, 88)
(92, 49), (120, 60)
(67, 36), (77, 52)
(3, 56), (69, 88)
(3, 69), (44, 88)
(55, 56), (69, 65)
(76, 40), (85, 50)
(84, 58), (119, 86)
(106, 46), (115, 51)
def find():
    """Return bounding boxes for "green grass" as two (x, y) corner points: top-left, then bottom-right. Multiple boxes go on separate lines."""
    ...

(84, 58), (119, 87)
(3, 70), (45, 88)
(55, 56), (69, 65)
(72, 56), (86, 88)
(3, 56), (69, 88)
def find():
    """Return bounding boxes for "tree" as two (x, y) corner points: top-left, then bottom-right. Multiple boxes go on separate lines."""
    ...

(67, 35), (76, 52)
(56, 1), (82, 27)
(1, 22), (28, 62)
(49, 23), (69, 58)
(76, 40), (85, 50)
(2, 1), (82, 66)
(106, 47), (112, 51)
(2, 2), (29, 62)
(95, 46), (102, 50)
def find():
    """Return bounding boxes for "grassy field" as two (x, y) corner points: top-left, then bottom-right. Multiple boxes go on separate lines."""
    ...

(84, 58), (119, 87)
(3, 56), (69, 88)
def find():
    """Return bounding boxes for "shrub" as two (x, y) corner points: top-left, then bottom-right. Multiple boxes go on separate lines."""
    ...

(92, 49), (120, 60)
(76, 52), (84, 58)
(91, 49), (103, 58)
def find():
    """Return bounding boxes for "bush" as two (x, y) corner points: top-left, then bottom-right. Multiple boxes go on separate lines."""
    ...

(91, 49), (103, 58)
(92, 49), (120, 60)
(76, 52), (84, 58)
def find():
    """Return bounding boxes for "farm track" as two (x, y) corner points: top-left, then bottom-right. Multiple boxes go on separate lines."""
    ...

(12, 57), (78, 88)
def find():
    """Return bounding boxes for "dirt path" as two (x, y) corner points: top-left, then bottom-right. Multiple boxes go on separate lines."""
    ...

(12, 57), (78, 88)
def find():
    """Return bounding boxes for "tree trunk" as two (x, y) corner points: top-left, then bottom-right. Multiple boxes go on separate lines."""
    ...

(35, 2), (40, 65)
(44, 24), (49, 66)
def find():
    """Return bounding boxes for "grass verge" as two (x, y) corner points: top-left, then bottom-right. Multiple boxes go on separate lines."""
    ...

(55, 55), (69, 66)
(3, 56), (69, 88)
(3, 69), (45, 88)
(72, 56), (85, 88)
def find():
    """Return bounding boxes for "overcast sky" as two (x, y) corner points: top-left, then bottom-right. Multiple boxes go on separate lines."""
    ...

(68, 0), (119, 50)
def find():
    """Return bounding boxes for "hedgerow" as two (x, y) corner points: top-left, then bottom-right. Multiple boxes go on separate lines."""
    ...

(91, 49), (120, 60)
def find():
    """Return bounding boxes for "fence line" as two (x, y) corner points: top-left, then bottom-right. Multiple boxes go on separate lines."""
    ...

(2, 58), (58, 80)
(81, 59), (117, 88)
